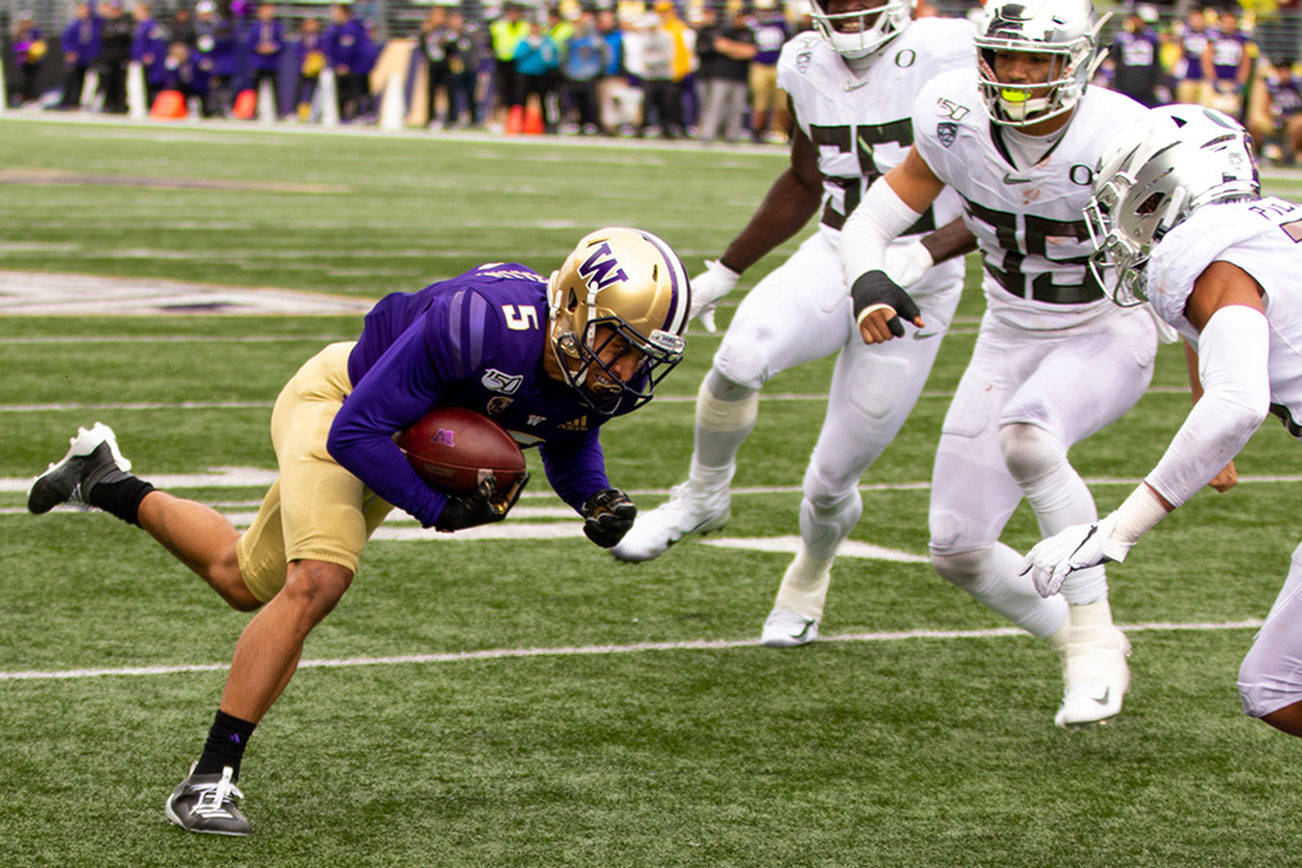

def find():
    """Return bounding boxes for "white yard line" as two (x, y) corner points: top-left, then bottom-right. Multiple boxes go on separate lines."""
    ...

(0, 385), (1210, 413)
(0, 619), (1265, 682)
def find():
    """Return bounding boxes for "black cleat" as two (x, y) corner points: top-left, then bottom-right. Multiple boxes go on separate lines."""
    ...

(27, 422), (133, 515)
(164, 764), (252, 836)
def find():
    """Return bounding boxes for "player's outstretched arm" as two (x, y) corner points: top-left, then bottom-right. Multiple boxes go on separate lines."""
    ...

(1022, 262), (1269, 598)
(689, 117), (824, 332)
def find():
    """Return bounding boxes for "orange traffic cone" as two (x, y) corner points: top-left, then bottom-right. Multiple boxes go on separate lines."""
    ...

(523, 102), (544, 135)
(232, 88), (257, 120)
(504, 105), (524, 135)
(150, 89), (187, 120)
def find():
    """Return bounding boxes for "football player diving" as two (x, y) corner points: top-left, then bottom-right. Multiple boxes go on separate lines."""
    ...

(1022, 106), (1302, 740)
(24, 227), (691, 835)
(610, 0), (981, 648)
(838, 0), (1211, 727)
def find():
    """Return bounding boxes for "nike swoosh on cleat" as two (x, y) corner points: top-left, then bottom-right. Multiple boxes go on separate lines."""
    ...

(1091, 687), (1111, 706)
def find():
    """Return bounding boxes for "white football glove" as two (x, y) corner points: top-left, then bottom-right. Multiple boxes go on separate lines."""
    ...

(882, 239), (934, 290)
(1020, 514), (1133, 598)
(687, 259), (740, 334)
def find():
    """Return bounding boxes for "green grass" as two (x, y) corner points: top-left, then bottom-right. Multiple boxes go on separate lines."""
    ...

(3, 117), (1302, 867)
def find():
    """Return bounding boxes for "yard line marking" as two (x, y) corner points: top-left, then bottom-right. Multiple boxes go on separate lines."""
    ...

(0, 619), (1265, 682)
(0, 385), (1217, 413)
(701, 535), (929, 563)
(4, 473), (1302, 497)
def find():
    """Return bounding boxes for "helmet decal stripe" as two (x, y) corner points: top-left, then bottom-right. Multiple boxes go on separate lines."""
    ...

(638, 230), (689, 334)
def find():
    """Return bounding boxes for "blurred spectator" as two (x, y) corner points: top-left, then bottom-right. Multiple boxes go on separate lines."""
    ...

(635, 3), (686, 138)
(419, 5), (456, 127)
(1249, 57), (1302, 163)
(296, 16), (326, 119)
(246, 2), (284, 115)
(1173, 7), (1213, 105)
(193, 0), (238, 117)
(695, 3), (755, 143)
(490, 3), (530, 119)
(561, 10), (609, 134)
(513, 19), (560, 129)
(170, 6), (194, 47)
(446, 12), (484, 127)
(324, 2), (372, 121)
(10, 10), (47, 106)
(160, 38), (197, 96)
(748, 0), (788, 143)
(132, 2), (170, 106)
(60, 2), (102, 109)
(1204, 9), (1257, 118)
(545, 5), (573, 129)
(1107, 5), (1166, 107)
(594, 8), (628, 133)
(97, 0), (133, 113)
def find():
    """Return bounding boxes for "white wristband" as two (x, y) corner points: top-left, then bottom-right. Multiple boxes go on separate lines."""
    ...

(1102, 484), (1170, 561)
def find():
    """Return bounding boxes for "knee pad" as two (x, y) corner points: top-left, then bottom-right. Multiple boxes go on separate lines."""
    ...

(928, 507), (990, 560)
(711, 336), (769, 392)
(998, 422), (1067, 486)
(696, 368), (759, 433)
(798, 486), (862, 560)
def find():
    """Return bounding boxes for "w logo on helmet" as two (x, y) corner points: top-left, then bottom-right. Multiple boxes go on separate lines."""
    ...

(577, 242), (629, 291)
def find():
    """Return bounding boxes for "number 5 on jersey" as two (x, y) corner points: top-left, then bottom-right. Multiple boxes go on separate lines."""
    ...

(502, 304), (540, 330)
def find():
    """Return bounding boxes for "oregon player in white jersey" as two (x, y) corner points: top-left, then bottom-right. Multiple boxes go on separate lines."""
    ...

(1023, 105), (1302, 740)
(612, 0), (979, 648)
(839, 0), (1166, 728)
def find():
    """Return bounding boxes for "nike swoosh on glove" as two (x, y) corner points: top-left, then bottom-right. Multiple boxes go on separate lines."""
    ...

(1019, 515), (1129, 598)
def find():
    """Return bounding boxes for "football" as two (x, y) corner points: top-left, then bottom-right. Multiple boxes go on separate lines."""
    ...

(394, 406), (527, 496)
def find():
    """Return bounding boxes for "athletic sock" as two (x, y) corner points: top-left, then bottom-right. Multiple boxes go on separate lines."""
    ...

(86, 476), (155, 526)
(195, 709), (257, 781)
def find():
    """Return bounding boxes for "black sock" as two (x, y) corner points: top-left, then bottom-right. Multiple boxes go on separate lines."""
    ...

(195, 709), (257, 780)
(86, 476), (155, 526)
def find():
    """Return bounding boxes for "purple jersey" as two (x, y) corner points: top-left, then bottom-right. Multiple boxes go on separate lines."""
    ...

(329, 264), (636, 527)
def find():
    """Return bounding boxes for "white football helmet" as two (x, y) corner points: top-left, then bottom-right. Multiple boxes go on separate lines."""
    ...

(975, 0), (1107, 127)
(544, 227), (690, 415)
(1085, 105), (1260, 306)
(810, 0), (914, 61)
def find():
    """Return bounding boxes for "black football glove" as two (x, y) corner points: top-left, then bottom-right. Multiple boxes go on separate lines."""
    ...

(581, 488), (637, 548)
(850, 269), (922, 338)
(433, 472), (530, 532)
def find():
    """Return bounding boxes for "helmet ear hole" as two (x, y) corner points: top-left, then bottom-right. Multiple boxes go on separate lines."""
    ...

(567, 289), (579, 312)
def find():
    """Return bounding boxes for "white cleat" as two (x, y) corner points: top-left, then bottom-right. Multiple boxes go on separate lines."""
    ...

(609, 481), (730, 562)
(1055, 625), (1131, 729)
(760, 607), (819, 648)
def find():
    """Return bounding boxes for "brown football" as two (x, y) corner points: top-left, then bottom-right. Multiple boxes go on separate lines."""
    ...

(394, 406), (527, 496)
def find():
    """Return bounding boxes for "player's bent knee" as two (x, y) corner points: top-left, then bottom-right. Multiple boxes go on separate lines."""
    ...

(211, 547), (262, 612)
(711, 338), (769, 392)
(998, 422), (1066, 484)
(930, 548), (991, 591)
(281, 560), (355, 622)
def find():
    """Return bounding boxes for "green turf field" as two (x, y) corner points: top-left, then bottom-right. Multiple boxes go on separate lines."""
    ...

(3, 117), (1301, 867)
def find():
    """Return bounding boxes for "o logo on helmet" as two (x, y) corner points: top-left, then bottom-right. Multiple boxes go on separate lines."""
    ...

(577, 242), (628, 291)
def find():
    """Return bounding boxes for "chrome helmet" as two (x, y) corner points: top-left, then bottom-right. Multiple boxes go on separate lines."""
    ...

(810, 0), (914, 61)
(1086, 104), (1260, 305)
(544, 227), (690, 415)
(975, 0), (1106, 127)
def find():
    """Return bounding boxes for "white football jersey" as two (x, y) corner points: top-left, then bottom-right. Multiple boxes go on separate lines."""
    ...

(913, 68), (1149, 330)
(1149, 196), (1302, 436)
(777, 17), (972, 242)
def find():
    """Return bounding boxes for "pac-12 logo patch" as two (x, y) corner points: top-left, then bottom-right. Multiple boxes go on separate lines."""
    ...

(937, 122), (957, 148)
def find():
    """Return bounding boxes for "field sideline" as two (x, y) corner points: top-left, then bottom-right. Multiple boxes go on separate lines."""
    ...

(3, 117), (1302, 867)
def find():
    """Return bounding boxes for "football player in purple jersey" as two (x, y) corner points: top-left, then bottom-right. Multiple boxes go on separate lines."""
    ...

(25, 227), (690, 837)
